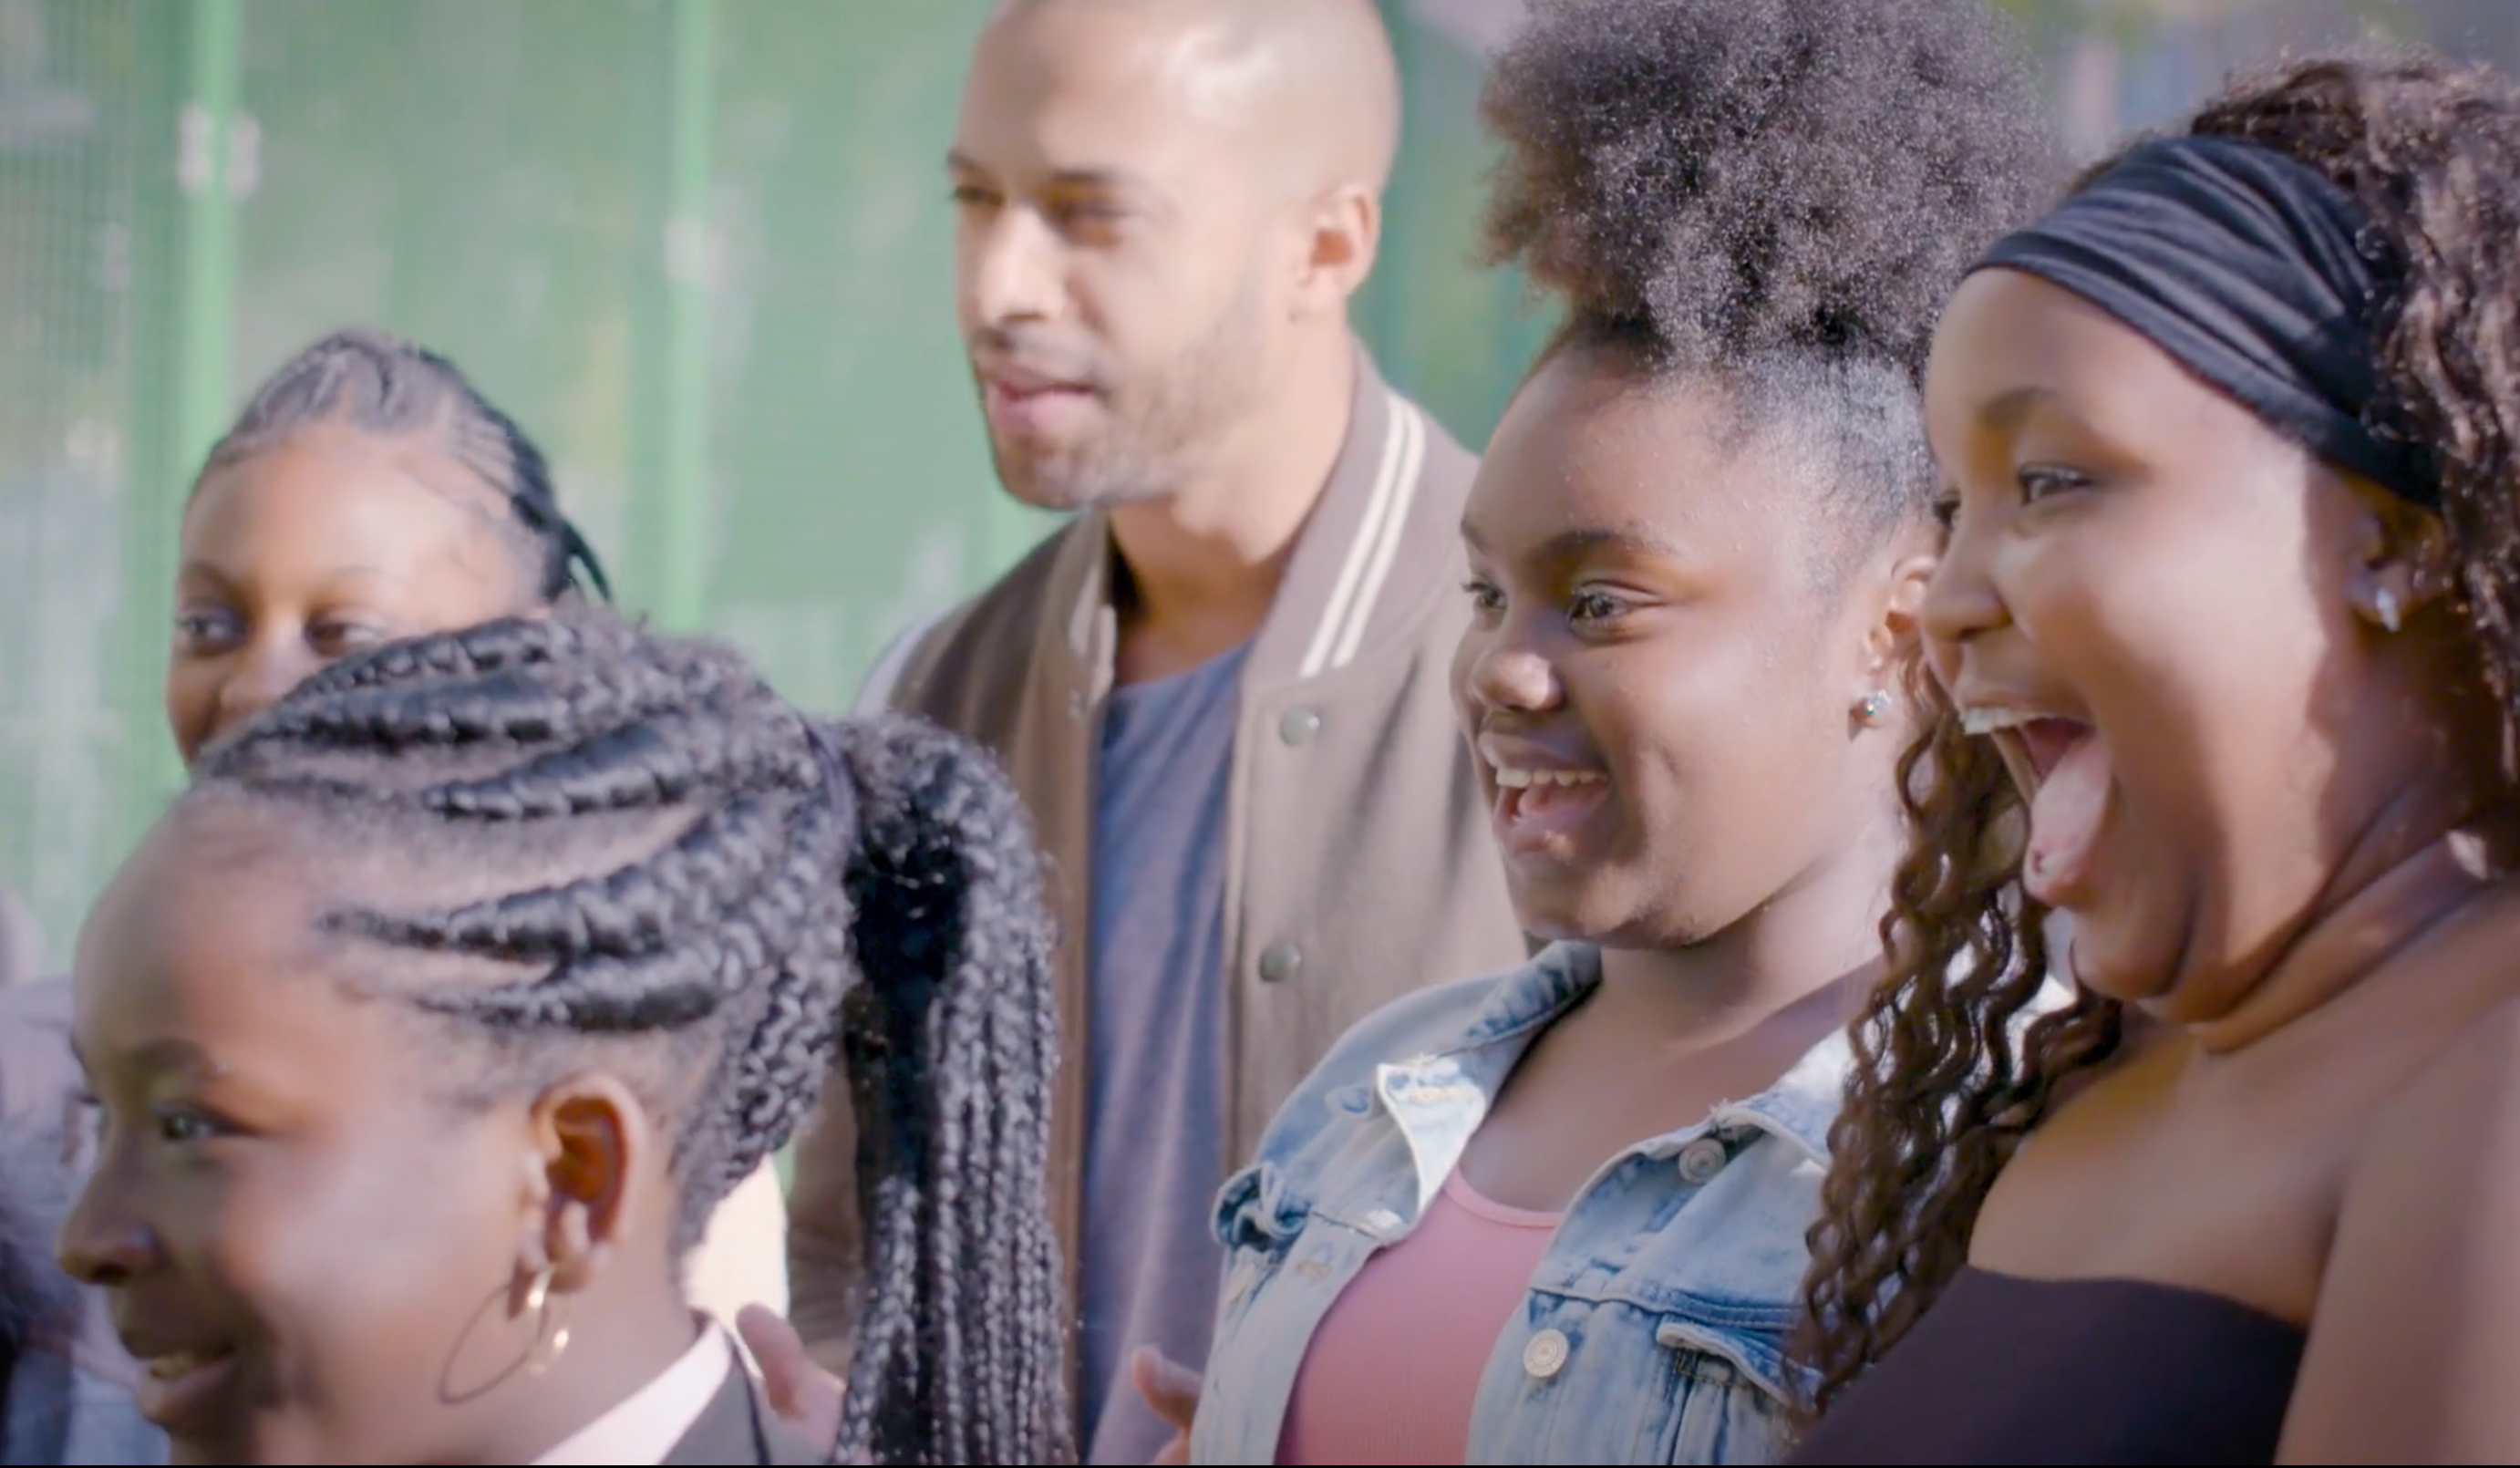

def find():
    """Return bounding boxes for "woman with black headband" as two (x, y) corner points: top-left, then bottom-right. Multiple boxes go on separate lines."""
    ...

(1792, 51), (2520, 1463)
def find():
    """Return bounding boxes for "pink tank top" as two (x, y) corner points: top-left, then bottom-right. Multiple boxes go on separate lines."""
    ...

(1275, 1168), (1561, 1464)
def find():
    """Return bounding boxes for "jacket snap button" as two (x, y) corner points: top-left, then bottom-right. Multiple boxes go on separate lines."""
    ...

(1278, 707), (1323, 746)
(1258, 943), (1303, 984)
(1523, 1328), (1571, 1380)
(1363, 1207), (1400, 1232)
(1677, 1137), (1728, 1185)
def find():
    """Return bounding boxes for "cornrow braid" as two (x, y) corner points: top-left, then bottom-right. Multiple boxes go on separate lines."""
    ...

(191, 608), (1070, 1464)
(199, 327), (611, 603)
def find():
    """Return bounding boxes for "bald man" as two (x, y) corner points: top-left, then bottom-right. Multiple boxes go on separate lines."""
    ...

(782, 3), (1523, 1458)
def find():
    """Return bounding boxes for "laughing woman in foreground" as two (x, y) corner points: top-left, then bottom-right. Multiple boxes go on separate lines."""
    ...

(1795, 49), (2520, 1465)
(57, 612), (1069, 1465)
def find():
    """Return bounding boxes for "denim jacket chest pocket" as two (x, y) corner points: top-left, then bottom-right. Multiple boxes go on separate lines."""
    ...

(1461, 1135), (1822, 1465)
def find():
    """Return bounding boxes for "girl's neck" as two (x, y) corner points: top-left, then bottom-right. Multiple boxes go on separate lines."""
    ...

(2183, 812), (2515, 1056)
(1594, 942), (1871, 1058)
(1594, 798), (1901, 1050)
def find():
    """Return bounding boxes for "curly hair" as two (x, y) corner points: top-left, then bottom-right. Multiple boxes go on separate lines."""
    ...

(1799, 48), (2520, 1417)
(191, 609), (1069, 1464)
(197, 328), (611, 604)
(1478, 0), (2054, 554)
(1482, 0), (2051, 376)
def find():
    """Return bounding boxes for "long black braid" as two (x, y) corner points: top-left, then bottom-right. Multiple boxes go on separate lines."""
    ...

(199, 327), (612, 603)
(190, 608), (1069, 1464)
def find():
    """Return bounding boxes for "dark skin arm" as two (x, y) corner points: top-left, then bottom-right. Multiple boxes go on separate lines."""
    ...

(2277, 999), (2520, 1462)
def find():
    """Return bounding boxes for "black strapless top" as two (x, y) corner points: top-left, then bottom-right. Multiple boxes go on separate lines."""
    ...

(1790, 1266), (2306, 1465)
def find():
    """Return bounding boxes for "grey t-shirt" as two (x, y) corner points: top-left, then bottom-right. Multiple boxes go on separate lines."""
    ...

(1078, 644), (1246, 1465)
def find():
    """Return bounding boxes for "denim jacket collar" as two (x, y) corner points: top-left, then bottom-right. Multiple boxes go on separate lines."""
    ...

(1364, 943), (1846, 1220)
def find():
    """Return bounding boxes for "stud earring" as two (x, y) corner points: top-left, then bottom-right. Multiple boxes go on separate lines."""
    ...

(2376, 585), (2403, 635)
(1855, 689), (1892, 726)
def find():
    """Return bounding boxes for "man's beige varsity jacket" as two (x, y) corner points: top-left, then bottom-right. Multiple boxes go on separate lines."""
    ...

(786, 347), (1526, 1363)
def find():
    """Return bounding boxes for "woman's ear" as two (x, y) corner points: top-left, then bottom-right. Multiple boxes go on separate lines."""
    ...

(521, 1074), (660, 1292)
(2345, 478), (2453, 633)
(1861, 534), (1940, 686)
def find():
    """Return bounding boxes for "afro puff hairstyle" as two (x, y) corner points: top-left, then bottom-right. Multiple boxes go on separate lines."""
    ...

(1480, 0), (2059, 383)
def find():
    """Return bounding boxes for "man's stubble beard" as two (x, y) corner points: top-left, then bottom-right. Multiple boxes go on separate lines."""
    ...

(986, 279), (1273, 513)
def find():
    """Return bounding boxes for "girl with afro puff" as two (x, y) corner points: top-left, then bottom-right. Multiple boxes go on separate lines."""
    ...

(1133, 1), (2057, 1463)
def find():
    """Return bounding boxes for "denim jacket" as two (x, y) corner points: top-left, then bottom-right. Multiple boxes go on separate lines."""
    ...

(1191, 944), (1841, 1466)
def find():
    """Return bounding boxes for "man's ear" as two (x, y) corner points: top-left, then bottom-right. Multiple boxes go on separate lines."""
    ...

(1287, 182), (1381, 319)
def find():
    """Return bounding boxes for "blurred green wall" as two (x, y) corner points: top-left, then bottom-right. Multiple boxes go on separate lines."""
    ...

(0, 0), (1549, 969)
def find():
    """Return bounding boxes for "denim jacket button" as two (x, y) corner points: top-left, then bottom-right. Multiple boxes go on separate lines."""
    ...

(1363, 1206), (1400, 1233)
(1523, 1328), (1571, 1380)
(1677, 1137), (1728, 1185)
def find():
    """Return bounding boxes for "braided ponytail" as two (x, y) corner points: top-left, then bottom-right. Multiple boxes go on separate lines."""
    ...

(191, 608), (1069, 1463)
(823, 718), (1070, 1465)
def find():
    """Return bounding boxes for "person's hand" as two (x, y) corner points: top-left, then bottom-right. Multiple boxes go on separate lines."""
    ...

(738, 1304), (845, 1453)
(1131, 1344), (1202, 1464)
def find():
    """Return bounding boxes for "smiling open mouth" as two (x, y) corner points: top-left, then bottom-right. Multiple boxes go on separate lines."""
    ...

(1961, 707), (2112, 905)
(133, 1346), (241, 1432)
(1491, 765), (1610, 853)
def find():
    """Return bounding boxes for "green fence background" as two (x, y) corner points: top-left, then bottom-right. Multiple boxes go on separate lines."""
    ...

(0, 0), (1559, 970)
(4, 0), (2510, 970)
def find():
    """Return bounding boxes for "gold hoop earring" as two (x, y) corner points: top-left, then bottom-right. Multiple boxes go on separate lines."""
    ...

(522, 1265), (574, 1377)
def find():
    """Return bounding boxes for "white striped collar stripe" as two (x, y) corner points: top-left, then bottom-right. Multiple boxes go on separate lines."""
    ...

(1325, 399), (1425, 673)
(1298, 388), (1417, 679)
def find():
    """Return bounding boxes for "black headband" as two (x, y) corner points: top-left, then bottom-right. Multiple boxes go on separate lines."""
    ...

(1975, 133), (2432, 504)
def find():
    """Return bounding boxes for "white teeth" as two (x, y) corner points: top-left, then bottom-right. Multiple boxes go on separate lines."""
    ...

(1959, 707), (2039, 737)
(1492, 767), (1605, 789)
